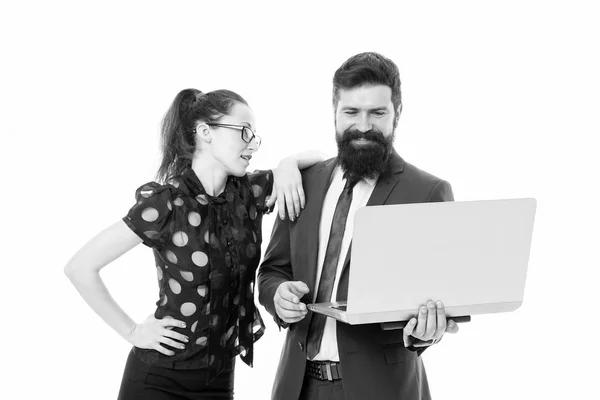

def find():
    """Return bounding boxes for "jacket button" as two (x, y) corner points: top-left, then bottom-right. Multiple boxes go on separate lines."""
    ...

(298, 342), (304, 351)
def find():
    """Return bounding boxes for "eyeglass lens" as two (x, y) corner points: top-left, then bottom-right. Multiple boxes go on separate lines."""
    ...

(242, 127), (253, 142)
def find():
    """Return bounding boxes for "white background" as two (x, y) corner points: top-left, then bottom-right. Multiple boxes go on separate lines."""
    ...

(2, 1), (599, 399)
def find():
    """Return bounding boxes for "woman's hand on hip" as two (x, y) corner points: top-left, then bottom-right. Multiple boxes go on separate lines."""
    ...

(128, 315), (189, 356)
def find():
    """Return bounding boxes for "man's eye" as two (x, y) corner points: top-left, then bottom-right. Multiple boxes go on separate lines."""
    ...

(373, 111), (385, 116)
(344, 111), (357, 115)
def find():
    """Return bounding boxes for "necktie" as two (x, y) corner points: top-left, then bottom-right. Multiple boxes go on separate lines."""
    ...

(307, 177), (357, 359)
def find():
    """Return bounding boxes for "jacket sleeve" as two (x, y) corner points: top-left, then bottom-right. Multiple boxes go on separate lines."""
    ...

(426, 179), (454, 202)
(257, 214), (294, 329)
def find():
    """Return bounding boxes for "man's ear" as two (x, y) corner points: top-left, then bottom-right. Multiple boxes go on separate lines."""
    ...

(395, 103), (403, 122)
(195, 122), (212, 144)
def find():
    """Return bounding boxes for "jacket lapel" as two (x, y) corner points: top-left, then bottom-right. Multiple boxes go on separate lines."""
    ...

(297, 158), (338, 296)
(366, 150), (405, 207)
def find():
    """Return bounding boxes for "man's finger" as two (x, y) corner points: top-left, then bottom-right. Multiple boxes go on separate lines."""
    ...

(434, 301), (447, 339)
(277, 287), (300, 304)
(403, 318), (417, 336)
(278, 307), (307, 317)
(424, 301), (436, 340)
(289, 281), (310, 296)
(414, 306), (427, 338)
(276, 297), (307, 312)
(403, 318), (417, 347)
(276, 282), (308, 303)
(446, 319), (459, 334)
(276, 305), (308, 321)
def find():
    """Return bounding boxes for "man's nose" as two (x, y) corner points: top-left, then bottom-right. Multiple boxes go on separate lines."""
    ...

(356, 114), (372, 132)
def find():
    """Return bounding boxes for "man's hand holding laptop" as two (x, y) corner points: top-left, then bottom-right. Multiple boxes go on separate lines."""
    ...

(274, 281), (458, 348)
(403, 300), (459, 348)
(274, 281), (310, 324)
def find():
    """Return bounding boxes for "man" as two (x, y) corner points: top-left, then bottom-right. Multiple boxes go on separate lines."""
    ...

(258, 52), (459, 400)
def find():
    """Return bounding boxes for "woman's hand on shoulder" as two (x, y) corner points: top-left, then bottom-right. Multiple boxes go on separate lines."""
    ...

(269, 156), (306, 221)
(128, 315), (189, 356)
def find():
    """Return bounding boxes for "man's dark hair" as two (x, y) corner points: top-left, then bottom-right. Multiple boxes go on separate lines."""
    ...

(332, 52), (402, 117)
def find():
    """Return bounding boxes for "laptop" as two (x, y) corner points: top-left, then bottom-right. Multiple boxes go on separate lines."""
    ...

(307, 198), (537, 325)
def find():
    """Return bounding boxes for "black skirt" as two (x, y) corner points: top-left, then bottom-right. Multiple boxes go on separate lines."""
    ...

(117, 349), (235, 400)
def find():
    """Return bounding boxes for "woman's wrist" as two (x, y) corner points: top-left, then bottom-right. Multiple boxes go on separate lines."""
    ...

(126, 322), (138, 345)
(277, 156), (298, 169)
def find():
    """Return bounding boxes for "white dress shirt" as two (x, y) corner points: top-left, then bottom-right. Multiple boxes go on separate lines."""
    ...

(311, 165), (377, 361)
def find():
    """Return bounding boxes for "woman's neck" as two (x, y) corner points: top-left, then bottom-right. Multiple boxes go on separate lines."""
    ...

(191, 153), (228, 196)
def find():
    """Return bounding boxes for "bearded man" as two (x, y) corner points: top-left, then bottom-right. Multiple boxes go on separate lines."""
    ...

(258, 52), (459, 400)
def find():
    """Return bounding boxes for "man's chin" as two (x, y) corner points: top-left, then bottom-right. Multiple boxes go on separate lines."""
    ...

(344, 144), (386, 160)
(336, 129), (395, 179)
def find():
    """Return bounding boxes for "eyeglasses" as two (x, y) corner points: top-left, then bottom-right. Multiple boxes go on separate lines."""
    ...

(206, 123), (261, 148)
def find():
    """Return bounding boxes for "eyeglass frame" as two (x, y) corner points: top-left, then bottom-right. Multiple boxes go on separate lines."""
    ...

(204, 123), (261, 148)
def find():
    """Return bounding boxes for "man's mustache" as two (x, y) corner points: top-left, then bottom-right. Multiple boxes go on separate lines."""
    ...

(340, 128), (387, 145)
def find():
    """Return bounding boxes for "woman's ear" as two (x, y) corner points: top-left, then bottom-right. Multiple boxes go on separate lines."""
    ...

(195, 122), (212, 144)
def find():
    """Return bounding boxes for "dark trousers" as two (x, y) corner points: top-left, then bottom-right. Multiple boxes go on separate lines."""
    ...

(117, 349), (235, 400)
(299, 375), (345, 400)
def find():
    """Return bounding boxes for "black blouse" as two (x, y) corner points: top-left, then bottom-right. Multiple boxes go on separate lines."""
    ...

(123, 168), (273, 381)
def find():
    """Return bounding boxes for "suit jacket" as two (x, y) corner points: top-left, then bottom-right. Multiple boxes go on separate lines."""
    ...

(258, 151), (454, 400)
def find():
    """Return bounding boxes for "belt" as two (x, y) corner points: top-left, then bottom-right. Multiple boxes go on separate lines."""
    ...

(305, 360), (343, 381)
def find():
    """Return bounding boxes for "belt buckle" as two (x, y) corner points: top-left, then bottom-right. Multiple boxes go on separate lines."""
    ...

(322, 363), (333, 381)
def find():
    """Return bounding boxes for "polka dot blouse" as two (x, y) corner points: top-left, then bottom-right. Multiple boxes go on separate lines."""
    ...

(122, 168), (273, 380)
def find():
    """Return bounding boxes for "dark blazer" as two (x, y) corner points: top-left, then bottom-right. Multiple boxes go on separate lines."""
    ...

(258, 151), (454, 400)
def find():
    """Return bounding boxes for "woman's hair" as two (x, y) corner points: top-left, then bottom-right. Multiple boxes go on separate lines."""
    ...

(156, 88), (248, 182)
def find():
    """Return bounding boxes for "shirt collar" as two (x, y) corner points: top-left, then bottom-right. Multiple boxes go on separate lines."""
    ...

(180, 168), (236, 204)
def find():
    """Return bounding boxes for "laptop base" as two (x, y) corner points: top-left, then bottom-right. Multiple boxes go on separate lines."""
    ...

(380, 315), (472, 330)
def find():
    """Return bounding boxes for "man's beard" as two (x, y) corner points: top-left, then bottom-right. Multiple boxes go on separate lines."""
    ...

(336, 127), (395, 181)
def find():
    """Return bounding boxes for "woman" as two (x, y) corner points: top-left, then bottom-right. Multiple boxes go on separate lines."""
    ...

(64, 88), (324, 399)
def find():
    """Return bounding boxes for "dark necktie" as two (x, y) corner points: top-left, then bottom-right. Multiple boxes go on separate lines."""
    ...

(307, 177), (357, 359)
